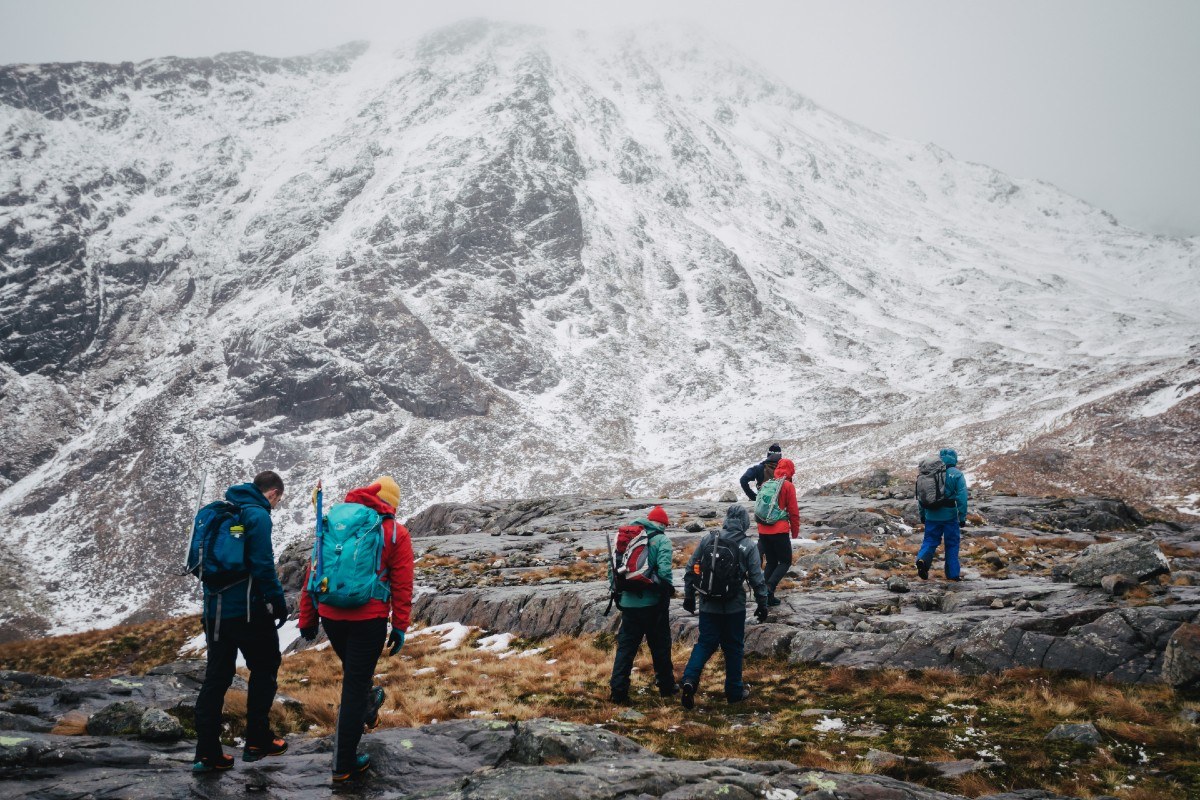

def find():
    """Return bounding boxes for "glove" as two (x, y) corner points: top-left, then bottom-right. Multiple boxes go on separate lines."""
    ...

(299, 624), (319, 642)
(268, 600), (288, 629)
(754, 600), (769, 623)
(791, 531), (799, 540)
(386, 627), (405, 656)
(682, 596), (696, 615)
(659, 582), (677, 599)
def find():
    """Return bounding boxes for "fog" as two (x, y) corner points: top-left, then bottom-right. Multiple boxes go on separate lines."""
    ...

(2, 0), (1196, 236)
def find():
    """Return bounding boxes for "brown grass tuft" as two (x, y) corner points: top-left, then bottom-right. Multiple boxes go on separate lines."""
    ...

(50, 710), (89, 736)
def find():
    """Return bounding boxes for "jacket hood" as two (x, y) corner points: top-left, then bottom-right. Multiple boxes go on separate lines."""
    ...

(773, 458), (796, 480)
(939, 448), (959, 467)
(719, 504), (750, 538)
(635, 518), (666, 535)
(225, 483), (270, 511)
(345, 484), (395, 515)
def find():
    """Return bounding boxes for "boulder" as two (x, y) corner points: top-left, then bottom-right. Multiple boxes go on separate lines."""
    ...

(137, 708), (184, 742)
(1045, 722), (1101, 746)
(796, 551), (846, 574)
(1162, 623), (1200, 693)
(86, 701), (146, 736)
(719, 491), (738, 503)
(886, 576), (910, 593)
(1100, 574), (1136, 596)
(1067, 539), (1169, 587)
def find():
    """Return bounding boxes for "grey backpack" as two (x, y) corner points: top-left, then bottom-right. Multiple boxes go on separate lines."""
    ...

(915, 457), (957, 510)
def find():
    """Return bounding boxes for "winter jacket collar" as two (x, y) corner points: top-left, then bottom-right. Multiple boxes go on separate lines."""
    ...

(225, 483), (271, 512)
(345, 484), (395, 515)
(634, 518), (666, 536)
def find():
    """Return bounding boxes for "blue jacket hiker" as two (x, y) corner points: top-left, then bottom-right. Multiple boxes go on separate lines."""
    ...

(680, 504), (768, 708)
(738, 443), (783, 501)
(916, 448), (969, 581)
(193, 471), (289, 773)
(608, 505), (677, 703)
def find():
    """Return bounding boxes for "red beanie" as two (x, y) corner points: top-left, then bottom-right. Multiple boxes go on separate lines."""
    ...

(647, 505), (669, 526)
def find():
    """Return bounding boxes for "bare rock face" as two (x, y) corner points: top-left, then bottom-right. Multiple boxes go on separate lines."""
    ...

(0, 712), (1016, 800)
(1068, 539), (1170, 587)
(380, 494), (1200, 686)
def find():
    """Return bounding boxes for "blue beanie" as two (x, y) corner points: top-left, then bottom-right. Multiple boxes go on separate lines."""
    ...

(939, 448), (958, 467)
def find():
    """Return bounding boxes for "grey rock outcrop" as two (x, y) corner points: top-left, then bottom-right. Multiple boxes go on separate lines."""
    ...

(1068, 539), (1170, 587)
(0, 716), (1003, 800)
(384, 494), (1200, 685)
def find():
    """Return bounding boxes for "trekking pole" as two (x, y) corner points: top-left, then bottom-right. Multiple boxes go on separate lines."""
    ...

(179, 469), (208, 575)
(603, 530), (616, 616)
(312, 479), (328, 594)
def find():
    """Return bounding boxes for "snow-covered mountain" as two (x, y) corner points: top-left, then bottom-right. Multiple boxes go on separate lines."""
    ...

(1, 19), (1197, 638)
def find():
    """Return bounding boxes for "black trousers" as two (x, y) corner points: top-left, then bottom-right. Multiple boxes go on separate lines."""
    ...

(323, 617), (387, 773)
(759, 534), (793, 593)
(609, 600), (675, 695)
(194, 613), (281, 759)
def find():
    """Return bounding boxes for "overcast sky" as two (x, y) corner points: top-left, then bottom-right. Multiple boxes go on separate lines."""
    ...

(2, 0), (1197, 237)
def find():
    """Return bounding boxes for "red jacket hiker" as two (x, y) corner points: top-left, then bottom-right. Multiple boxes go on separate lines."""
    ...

(756, 457), (801, 539)
(299, 482), (414, 632)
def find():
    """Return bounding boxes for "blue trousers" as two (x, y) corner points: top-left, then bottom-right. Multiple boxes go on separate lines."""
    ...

(681, 610), (745, 701)
(918, 518), (961, 579)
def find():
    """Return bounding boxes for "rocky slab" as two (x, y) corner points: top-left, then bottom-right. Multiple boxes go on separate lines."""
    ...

(283, 494), (1200, 684)
(0, 715), (1083, 800)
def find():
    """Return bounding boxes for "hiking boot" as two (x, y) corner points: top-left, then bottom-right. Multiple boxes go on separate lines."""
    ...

(192, 753), (234, 773)
(242, 737), (287, 762)
(680, 681), (696, 710)
(916, 558), (930, 580)
(610, 689), (631, 705)
(332, 753), (371, 782)
(363, 686), (386, 730)
(659, 683), (679, 698)
(946, 576), (962, 582)
(728, 685), (751, 704)
(767, 592), (782, 607)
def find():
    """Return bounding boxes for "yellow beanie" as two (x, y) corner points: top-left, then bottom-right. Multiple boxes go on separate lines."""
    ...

(375, 476), (401, 509)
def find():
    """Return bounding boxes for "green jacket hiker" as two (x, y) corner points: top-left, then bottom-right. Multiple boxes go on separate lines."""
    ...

(609, 505), (678, 703)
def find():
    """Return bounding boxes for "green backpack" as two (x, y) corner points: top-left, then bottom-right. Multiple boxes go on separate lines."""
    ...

(306, 502), (393, 608)
(754, 478), (790, 525)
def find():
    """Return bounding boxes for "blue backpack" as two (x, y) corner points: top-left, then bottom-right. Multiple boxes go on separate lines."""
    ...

(186, 501), (249, 588)
(306, 502), (393, 608)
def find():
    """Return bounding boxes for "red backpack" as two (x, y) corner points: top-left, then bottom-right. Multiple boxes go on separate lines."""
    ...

(614, 524), (660, 591)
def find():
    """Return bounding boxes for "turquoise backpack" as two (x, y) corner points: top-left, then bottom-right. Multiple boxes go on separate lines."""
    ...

(753, 478), (790, 525)
(306, 502), (393, 608)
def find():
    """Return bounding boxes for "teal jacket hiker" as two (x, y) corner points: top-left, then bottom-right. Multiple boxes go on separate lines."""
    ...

(609, 518), (674, 609)
(920, 448), (969, 524)
(202, 483), (287, 625)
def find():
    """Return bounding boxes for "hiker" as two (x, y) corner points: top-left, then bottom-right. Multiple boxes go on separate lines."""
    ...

(608, 505), (677, 704)
(680, 504), (769, 708)
(753, 457), (801, 606)
(739, 443), (783, 501)
(193, 470), (289, 773)
(298, 476), (413, 782)
(915, 448), (969, 581)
